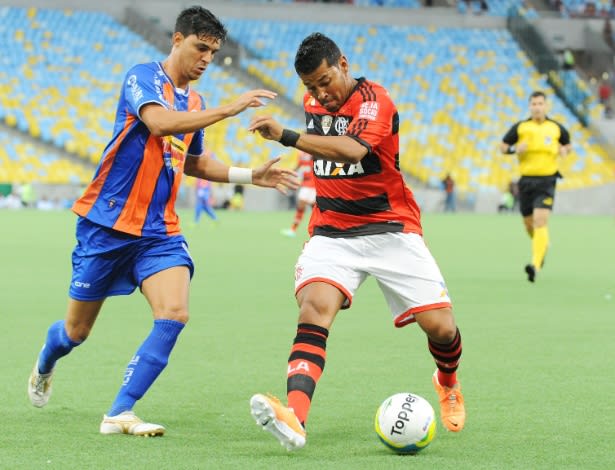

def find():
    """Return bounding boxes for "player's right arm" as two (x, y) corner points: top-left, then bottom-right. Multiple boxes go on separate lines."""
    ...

(123, 64), (276, 137)
(140, 89), (276, 137)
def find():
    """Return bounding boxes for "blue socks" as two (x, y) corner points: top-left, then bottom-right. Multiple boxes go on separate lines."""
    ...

(38, 320), (82, 374)
(107, 319), (185, 417)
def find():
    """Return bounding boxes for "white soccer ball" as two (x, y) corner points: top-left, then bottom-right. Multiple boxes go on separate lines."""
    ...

(374, 392), (436, 454)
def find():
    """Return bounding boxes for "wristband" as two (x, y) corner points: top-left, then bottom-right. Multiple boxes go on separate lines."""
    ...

(228, 166), (253, 184)
(279, 129), (300, 147)
(506, 145), (516, 154)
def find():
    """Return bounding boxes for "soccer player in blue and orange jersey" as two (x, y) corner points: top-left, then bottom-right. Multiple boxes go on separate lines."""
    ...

(27, 6), (298, 437)
(248, 33), (465, 451)
(500, 91), (571, 283)
(194, 177), (218, 226)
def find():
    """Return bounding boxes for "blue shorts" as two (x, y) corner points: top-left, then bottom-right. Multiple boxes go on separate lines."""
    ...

(69, 217), (194, 301)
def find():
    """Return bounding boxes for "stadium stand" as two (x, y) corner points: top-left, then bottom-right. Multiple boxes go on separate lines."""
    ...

(554, 0), (615, 17)
(0, 5), (302, 181)
(0, 1), (613, 209)
(0, 128), (92, 184)
(225, 18), (614, 193)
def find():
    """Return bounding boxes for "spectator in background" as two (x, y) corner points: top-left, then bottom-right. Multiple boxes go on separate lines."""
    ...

(19, 182), (36, 208)
(520, 0), (539, 19)
(584, 1), (597, 17)
(458, 0), (472, 14)
(599, 77), (612, 105)
(4, 191), (22, 209)
(442, 173), (456, 212)
(562, 48), (575, 70)
(604, 18), (614, 49)
(498, 190), (515, 213)
(36, 196), (57, 211)
(551, 0), (571, 18)
(599, 77), (613, 118)
(498, 181), (519, 213)
(229, 184), (245, 210)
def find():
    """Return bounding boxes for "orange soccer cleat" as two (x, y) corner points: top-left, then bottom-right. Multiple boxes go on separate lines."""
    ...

(250, 393), (306, 451)
(432, 370), (466, 432)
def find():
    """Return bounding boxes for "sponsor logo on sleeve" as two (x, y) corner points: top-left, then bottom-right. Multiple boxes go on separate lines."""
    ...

(153, 76), (165, 102)
(127, 74), (143, 103)
(358, 101), (379, 121)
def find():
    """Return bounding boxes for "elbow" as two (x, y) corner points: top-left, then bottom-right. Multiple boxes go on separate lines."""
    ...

(144, 117), (171, 137)
(345, 145), (368, 164)
(147, 123), (168, 137)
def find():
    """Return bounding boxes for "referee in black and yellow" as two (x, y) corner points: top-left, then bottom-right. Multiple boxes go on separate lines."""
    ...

(500, 91), (571, 283)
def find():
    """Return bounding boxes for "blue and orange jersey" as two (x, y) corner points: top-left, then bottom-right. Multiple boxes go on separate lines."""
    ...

(73, 62), (205, 237)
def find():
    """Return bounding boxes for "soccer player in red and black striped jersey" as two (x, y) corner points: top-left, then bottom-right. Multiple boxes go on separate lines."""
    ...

(249, 33), (465, 451)
(281, 151), (316, 237)
(27, 6), (298, 437)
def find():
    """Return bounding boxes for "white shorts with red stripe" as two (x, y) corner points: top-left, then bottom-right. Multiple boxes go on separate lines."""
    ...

(294, 232), (451, 327)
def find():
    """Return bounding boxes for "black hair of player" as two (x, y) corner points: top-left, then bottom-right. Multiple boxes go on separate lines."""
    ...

(294, 33), (342, 75)
(175, 6), (227, 43)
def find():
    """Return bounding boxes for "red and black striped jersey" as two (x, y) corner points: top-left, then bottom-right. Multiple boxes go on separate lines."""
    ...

(304, 78), (422, 238)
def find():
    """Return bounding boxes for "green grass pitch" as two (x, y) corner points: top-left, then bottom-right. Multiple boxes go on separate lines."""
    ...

(2, 209), (614, 469)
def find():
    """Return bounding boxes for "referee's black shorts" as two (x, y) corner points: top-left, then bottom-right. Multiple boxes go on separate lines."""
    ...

(518, 173), (560, 217)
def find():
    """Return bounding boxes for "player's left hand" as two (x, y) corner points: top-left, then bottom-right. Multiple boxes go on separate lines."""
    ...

(249, 116), (284, 142)
(252, 156), (300, 194)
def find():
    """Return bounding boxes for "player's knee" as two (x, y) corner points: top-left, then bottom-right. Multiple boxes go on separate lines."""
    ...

(65, 323), (92, 343)
(418, 307), (457, 343)
(155, 306), (189, 324)
(298, 298), (336, 328)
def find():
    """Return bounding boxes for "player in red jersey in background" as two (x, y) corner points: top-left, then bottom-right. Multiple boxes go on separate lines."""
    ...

(248, 32), (465, 451)
(27, 6), (297, 437)
(281, 151), (316, 237)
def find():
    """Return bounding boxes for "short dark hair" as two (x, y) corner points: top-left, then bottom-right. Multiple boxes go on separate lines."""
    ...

(175, 6), (227, 43)
(529, 90), (546, 100)
(294, 33), (342, 75)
